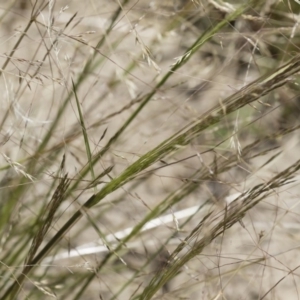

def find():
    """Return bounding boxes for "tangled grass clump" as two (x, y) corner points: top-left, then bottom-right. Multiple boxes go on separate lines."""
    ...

(1, 0), (300, 299)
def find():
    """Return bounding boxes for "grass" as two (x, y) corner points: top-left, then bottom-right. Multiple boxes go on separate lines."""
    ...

(1, 0), (300, 299)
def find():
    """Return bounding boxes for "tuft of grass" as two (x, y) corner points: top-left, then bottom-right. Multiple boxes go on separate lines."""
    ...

(1, 0), (300, 299)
